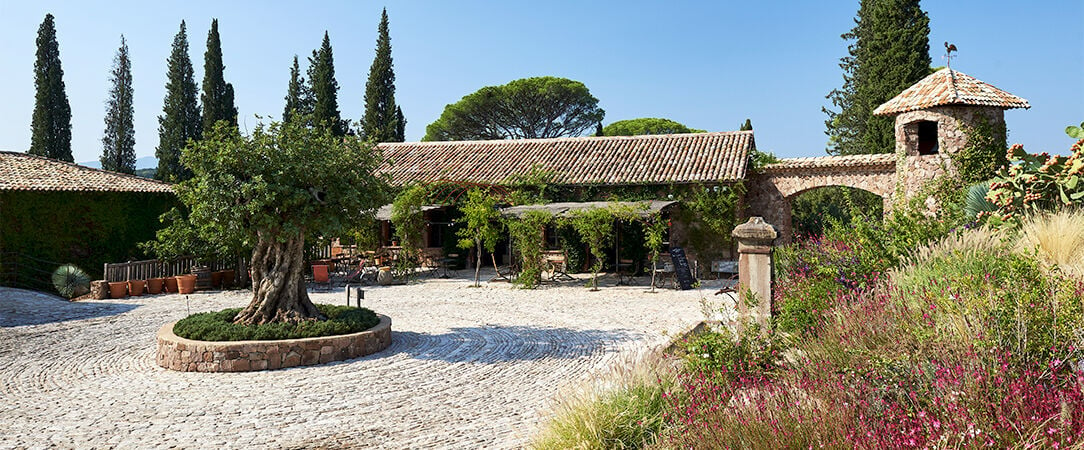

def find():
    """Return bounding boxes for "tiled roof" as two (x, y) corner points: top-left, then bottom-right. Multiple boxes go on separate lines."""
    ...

(0, 151), (174, 193)
(762, 154), (897, 172)
(376, 131), (752, 186)
(873, 68), (1029, 115)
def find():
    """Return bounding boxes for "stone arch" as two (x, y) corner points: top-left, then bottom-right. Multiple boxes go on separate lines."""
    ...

(745, 154), (897, 242)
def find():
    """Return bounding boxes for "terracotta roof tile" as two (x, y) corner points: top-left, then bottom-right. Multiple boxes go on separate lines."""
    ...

(873, 68), (1029, 116)
(0, 151), (174, 193)
(763, 154), (897, 172)
(376, 131), (752, 186)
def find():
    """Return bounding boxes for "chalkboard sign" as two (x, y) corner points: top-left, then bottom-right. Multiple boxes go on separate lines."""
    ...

(669, 247), (695, 290)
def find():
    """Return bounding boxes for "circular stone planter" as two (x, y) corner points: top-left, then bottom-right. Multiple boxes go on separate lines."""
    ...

(156, 315), (392, 372)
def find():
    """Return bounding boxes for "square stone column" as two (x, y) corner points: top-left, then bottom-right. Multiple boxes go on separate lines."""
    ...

(731, 217), (777, 334)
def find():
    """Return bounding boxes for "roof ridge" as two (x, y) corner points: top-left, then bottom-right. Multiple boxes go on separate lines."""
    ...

(377, 130), (753, 147)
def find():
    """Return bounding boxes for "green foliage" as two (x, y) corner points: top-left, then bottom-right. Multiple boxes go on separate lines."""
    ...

(1, 191), (175, 282)
(506, 166), (558, 205)
(156, 21), (201, 182)
(282, 56), (311, 124)
(600, 118), (704, 136)
(307, 32), (347, 136)
(200, 19), (237, 132)
(29, 14), (72, 162)
(569, 207), (618, 290)
(456, 188), (502, 285)
(532, 373), (670, 450)
(747, 148), (781, 171)
(679, 325), (784, 375)
(556, 225), (586, 273)
(173, 304), (380, 341)
(362, 8), (403, 143)
(963, 181), (997, 221)
(505, 210), (552, 289)
(424, 76), (604, 141)
(100, 35), (136, 174)
(739, 118), (753, 131)
(893, 232), (1083, 366)
(150, 115), (388, 267)
(824, 0), (931, 155)
(953, 114), (1007, 184)
(790, 186), (883, 238)
(985, 130), (1084, 225)
(51, 264), (90, 299)
(674, 183), (745, 258)
(391, 185), (428, 255)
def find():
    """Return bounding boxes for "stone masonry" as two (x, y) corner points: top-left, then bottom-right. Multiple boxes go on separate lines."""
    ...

(156, 315), (392, 372)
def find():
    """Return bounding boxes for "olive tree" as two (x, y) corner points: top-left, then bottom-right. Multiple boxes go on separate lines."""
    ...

(172, 117), (388, 325)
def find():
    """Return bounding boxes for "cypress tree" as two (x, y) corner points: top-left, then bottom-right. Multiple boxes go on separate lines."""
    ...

(395, 106), (406, 141)
(283, 55), (308, 122)
(100, 35), (136, 174)
(156, 21), (202, 182)
(29, 14), (73, 161)
(306, 32), (346, 135)
(362, 8), (401, 142)
(201, 19), (237, 131)
(824, 0), (930, 155)
(740, 119), (753, 131)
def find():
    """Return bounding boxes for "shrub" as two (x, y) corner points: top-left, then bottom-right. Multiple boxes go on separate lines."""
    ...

(173, 304), (380, 341)
(1017, 209), (1084, 279)
(532, 356), (673, 450)
(51, 264), (90, 299)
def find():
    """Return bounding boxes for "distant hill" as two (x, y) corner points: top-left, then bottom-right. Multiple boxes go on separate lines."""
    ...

(79, 156), (157, 170)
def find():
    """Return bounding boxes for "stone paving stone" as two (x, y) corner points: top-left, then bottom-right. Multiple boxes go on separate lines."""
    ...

(0, 273), (730, 448)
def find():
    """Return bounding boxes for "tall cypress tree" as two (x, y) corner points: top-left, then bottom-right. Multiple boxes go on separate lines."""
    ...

(282, 55), (310, 123)
(29, 14), (73, 161)
(362, 8), (401, 142)
(100, 35), (136, 174)
(156, 21), (202, 182)
(306, 32), (346, 135)
(395, 106), (406, 141)
(824, 0), (930, 155)
(201, 19), (237, 131)
(739, 119), (753, 131)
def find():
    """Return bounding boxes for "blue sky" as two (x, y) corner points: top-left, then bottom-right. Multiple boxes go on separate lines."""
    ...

(0, 1), (1081, 164)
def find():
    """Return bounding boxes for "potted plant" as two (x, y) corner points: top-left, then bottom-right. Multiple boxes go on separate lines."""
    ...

(211, 270), (224, 288)
(176, 274), (197, 294)
(128, 279), (146, 296)
(108, 281), (128, 299)
(221, 269), (236, 289)
(164, 276), (179, 293)
(147, 277), (164, 294)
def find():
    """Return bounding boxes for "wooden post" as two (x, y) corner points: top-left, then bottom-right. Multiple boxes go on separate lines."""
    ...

(731, 217), (778, 335)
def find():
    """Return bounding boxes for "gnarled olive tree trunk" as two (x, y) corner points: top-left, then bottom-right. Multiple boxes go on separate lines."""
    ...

(234, 231), (325, 325)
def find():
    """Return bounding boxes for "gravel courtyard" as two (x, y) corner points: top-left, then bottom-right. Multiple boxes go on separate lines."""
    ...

(0, 272), (728, 449)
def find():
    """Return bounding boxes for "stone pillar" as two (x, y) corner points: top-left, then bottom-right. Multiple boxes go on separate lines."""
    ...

(731, 217), (778, 333)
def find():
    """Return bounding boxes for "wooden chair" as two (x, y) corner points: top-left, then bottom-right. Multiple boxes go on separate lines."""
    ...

(311, 264), (331, 292)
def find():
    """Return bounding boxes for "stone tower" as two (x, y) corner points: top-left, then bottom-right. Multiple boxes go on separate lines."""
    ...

(873, 68), (1029, 197)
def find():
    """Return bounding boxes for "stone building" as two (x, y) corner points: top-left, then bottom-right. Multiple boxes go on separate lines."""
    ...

(745, 68), (1029, 241)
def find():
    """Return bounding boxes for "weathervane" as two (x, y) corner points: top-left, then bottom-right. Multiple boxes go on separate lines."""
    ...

(943, 42), (958, 69)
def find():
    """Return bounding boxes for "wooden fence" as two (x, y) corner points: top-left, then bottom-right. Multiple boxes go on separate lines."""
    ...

(103, 256), (247, 283)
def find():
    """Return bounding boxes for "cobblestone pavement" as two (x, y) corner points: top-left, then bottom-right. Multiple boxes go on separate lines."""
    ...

(0, 272), (725, 449)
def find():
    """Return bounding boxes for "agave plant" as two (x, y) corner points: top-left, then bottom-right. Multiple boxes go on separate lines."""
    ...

(52, 264), (90, 299)
(963, 181), (997, 221)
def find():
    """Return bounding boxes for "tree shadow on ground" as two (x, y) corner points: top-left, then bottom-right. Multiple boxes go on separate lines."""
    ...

(382, 325), (644, 364)
(0, 288), (140, 327)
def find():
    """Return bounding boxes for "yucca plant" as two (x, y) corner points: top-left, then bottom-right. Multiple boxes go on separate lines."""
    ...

(52, 264), (90, 299)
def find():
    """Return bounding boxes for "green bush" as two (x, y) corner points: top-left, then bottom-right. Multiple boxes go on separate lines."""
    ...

(173, 304), (380, 341)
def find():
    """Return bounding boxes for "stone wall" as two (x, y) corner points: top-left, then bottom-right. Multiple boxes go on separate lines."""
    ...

(156, 315), (392, 372)
(893, 106), (1004, 196)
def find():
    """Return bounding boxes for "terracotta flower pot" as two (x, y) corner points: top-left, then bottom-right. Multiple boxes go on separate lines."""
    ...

(146, 278), (164, 295)
(128, 280), (146, 296)
(176, 275), (197, 294)
(211, 271), (223, 288)
(221, 270), (235, 289)
(164, 276), (179, 293)
(108, 281), (128, 299)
